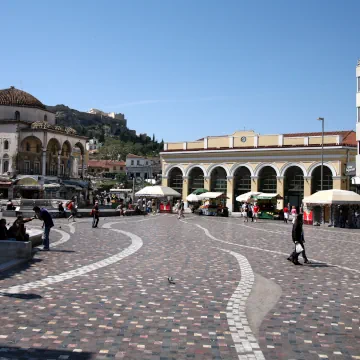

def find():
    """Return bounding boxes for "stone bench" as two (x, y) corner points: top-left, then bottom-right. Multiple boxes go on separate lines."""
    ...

(0, 228), (43, 266)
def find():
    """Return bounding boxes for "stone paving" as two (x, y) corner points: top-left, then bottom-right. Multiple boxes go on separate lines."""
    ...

(0, 214), (359, 360)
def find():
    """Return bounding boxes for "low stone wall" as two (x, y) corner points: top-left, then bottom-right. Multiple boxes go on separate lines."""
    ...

(0, 228), (43, 265)
(3, 209), (120, 218)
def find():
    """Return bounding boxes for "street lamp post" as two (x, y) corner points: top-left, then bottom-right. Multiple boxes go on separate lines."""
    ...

(317, 117), (325, 191)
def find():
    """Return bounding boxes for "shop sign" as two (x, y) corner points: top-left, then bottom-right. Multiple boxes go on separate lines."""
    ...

(345, 162), (356, 176)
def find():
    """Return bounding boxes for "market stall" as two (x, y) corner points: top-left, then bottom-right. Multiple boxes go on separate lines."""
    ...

(302, 189), (360, 226)
(255, 193), (283, 219)
(197, 192), (229, 216)
(135, 185), (181, 213)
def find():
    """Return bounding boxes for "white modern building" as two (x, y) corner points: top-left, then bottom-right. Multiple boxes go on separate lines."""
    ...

(126, 154), (153, 180)
(86, 138), (102, 151)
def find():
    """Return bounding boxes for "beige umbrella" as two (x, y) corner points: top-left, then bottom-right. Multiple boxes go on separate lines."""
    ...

(303, 189), (360, 205)
(135, 185), (181, 198)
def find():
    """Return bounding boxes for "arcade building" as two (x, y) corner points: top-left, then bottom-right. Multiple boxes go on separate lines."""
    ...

(0, 87), (89, 200)
(161, 130), (356, 212)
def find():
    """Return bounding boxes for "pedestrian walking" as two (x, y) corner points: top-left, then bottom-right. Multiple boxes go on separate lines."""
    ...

(58, 202), (66, 218)
(287, 213), (310, 265)
(247, 203), (253, 222)
(283, 205), (289, 223)
(242, 202), (247, 222)
(91, 201), (100, 228)
(176, 200), (185, 219)
(151, 200), (157, 215)
(291, 206), (297, 224)
(67, 200), (77, 222)
(33, 206), (54, 251)
(147, 199), (152, 213)
(253, 203), (259, 222)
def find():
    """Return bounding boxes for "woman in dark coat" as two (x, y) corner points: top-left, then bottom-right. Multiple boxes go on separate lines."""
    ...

(287, 214), (310, 265)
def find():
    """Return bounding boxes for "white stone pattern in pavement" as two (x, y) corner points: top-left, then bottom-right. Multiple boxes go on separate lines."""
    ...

(190, 222), (265, 359)
(0, 224), (143, 295)
(194, 222), (360, 275)
(31, 226), (71, 247)
(221, 248), (266, 360)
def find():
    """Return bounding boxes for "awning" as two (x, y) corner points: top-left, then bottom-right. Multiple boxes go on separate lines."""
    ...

(0, 181), (12, 188)
(44, 183), (61, 189)
(256, 193), (282, 200)
(16, 177), (39, 186)
(352, 176), (360, 185)
(198, 192), (229, 199)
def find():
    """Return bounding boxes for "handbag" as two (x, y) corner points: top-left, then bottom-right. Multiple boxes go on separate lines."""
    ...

(295, 242), (304, 253)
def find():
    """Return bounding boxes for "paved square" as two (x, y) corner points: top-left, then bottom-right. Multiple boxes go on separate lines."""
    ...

(0, 215), (359, 359)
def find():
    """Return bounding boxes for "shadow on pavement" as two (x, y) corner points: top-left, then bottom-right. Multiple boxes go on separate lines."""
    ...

(306, 262), (334, 268)
(45, 249), (75, 253)
(0, 292), (42, 300)
(0, 258), (42, 281)
(0, 346), (93, 359)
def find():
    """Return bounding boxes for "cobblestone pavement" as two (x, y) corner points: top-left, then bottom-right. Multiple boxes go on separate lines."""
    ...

(0, 215), (359, 360)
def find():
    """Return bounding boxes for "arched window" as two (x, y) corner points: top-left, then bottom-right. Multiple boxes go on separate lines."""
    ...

(3, 161), (9, 173)
(36, 144), (41, 153)
(15, 111), (20, 120)
(26, 142), (30, 151)
(4, 140), (9, 150)
(44, 115), (48, 122)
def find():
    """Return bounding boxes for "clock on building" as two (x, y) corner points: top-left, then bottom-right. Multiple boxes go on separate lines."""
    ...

(241, 136), (247, 143)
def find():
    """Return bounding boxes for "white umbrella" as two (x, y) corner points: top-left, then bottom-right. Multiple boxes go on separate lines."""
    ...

(135, 186), (181, 198)
(303, 189), (360, 205)
(236, 191), (261, 202)
(186, 193), (201, 202)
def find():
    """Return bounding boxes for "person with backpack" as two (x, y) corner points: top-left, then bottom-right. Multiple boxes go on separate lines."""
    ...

(287, 213), (310, 265)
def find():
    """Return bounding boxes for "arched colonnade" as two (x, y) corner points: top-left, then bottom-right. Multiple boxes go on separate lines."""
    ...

(16, 135), (86, 177)
(163, 162), (341, 211)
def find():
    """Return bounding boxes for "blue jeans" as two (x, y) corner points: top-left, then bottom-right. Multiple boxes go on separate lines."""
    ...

(43, 226), (51, 249)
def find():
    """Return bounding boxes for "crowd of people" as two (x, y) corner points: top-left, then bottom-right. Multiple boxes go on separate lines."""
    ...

(240, 202), (260, 222)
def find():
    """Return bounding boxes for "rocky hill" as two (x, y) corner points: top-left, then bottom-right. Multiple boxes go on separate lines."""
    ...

(46, 105), (138, 141)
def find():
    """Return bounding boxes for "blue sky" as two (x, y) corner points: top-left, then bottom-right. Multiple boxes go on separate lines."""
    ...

(1, 0), (360, 142)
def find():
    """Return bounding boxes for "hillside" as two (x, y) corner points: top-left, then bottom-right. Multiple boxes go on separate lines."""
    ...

(46, 104), (163, 158)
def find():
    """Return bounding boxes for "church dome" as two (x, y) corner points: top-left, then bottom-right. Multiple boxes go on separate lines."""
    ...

(0, 86), (46, 110)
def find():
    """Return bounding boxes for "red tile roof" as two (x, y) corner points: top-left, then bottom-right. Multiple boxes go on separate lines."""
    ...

(0, 87), (46, 110)
(126, 153), (143, 158)
(88, 160), (125, 168)
(284, 130), (356, 146)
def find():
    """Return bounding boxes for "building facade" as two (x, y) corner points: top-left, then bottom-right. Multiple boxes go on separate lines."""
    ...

(0, 87), (88, 199)
(355, 60), (360, 182)
(88, 160), (126, 177)
(161, 130), (356, 212)
(86, 138), (103, 151)
(126, 154), (153, 180)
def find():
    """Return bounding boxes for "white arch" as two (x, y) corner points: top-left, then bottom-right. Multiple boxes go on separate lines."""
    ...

(230, 163), (255, 177)
(165, 164), (185, 177)
(185, 164), (206, 177)
(254, 163), (280, 177)
(280, 162), (307, 177)
(207, 163), (230, 177)
(307, 162), (337, 177)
